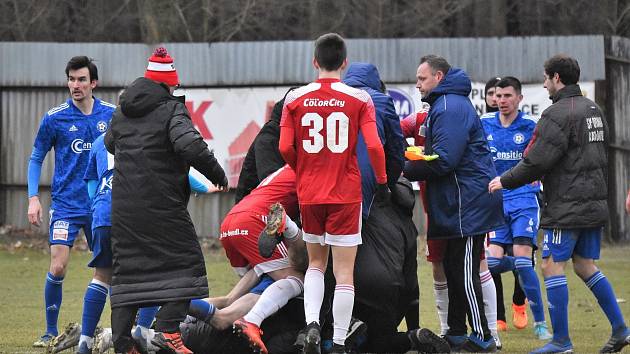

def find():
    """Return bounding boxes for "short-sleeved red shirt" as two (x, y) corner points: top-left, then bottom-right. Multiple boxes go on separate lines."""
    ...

(280, 78), (376, 204)
(230, 165), (298, 220)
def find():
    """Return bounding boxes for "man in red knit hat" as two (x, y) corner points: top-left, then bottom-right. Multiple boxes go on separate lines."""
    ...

(105, 47), (228, 354)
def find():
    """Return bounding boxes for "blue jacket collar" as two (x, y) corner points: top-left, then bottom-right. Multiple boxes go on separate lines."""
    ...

(422, 68), (472, 105)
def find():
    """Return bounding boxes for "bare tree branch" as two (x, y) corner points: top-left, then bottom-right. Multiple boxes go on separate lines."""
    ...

(173, 0), (194, 42)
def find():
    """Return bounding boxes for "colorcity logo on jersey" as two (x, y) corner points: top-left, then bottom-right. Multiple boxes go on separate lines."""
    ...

(71, 139), (92, 154)
(303, 98), (345, 107)
(490, 147), (523, 161)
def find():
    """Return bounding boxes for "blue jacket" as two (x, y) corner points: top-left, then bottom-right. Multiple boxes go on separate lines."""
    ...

(343, 63), (404, 218)
(404, 68), (504, 239)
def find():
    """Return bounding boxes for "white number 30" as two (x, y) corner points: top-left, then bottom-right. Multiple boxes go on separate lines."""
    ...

(301, 112), (349, 153)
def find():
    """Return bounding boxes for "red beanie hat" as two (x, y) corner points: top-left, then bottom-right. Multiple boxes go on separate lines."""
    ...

(144, 47), (179, 87)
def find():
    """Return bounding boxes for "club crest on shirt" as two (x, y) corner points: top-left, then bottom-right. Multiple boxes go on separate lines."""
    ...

(513, 133), (525, 144)
(96, 121), (108, 133)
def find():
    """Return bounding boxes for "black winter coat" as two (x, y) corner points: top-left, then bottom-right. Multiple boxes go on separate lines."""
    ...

(501, 84), (608, 228)
(105, 77), (227, 307)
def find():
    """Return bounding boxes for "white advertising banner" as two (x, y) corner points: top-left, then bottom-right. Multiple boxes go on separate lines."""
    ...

(180, 82), (594, 188)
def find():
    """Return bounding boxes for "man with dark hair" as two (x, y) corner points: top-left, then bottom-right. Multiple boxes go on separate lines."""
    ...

(543, 55), (580, 88)
(27, 56), (116, 348)
(481, 76), (553, 343)
(279, 32), (388, 354)
(313, 33), (347, 72)
(490, 54), (630, 354)
(405, 54), (504, 352)
(484, 77), (501, 114)
(485, 76), (528, 336)
(105, 47), (228, 354)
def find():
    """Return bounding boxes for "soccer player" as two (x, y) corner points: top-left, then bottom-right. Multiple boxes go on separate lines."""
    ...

(27, 56), (115, 348)
(481, 77), (553, 341)
(484, 77), (530, 333)
(489, 54), (630, 353)
(278, 33), (388, 354)
(224, 165), (305, 354)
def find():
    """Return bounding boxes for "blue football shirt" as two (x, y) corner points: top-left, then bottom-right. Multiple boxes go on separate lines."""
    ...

(481, 111), (540, 199)
(83, 134), (113, 229)
(33, 98), (115, 216)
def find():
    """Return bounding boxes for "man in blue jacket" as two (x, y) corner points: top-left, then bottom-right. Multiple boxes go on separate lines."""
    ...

(405, 55), (504, 353)
(343, 62), (404, 218)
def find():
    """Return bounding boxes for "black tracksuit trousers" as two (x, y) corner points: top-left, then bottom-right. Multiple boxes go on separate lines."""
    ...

(442, 234), (491, 340)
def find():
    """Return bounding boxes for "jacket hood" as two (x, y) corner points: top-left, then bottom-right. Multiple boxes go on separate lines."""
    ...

(343, 62), (382, 91)
(423, 68), (472, 103)
(120, 77), (174, 118)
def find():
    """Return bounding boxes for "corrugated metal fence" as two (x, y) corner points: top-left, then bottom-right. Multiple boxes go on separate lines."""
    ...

(0, 36), (628, 241)
(0, 36), (606, 87)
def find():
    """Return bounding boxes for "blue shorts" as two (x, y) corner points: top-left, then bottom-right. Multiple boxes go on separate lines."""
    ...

(489, 194), (539, 246)
(49, 211), (92, 247)
(249, 275), (274, 295)
(88, 226), (113, 268)
(541, 227), (602, 262)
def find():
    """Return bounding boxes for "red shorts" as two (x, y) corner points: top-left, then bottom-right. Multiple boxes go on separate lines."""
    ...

(426, 237), (487, 262)
(300, 203), (362, 247)
(426, 239), (447, 262)
(220, 211), (290, 276)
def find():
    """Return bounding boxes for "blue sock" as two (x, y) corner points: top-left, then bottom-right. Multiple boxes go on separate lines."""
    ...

(188, 299), (216, 320)
(584, 271), (627, 335)
(487, 256), (515, 275)
(45, 272), (64, 336)
(515, 257), (546, 323)
(81, 280), (109, 338)
(545, 275), (570, 343)
(137, 306), (159, 328)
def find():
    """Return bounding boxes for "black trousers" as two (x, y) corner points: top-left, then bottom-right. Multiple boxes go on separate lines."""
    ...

(443, 235), (490, 340)
(112, 301), (190, 352)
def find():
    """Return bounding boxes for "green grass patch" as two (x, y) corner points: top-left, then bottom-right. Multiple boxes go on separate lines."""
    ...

(1, 245), (628, 353)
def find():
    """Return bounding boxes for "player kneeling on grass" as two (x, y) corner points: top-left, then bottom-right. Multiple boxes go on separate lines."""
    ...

(214, 165), (304, 354)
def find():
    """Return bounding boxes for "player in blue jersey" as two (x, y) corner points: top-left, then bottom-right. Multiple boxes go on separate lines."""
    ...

(480, 77), (552, 342)
(27, 56), (116, 348)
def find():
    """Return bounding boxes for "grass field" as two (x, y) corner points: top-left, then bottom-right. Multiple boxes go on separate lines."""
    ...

(1, 244), (629, 353)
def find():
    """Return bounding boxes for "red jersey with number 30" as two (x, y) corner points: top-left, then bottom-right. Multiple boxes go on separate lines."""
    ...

(280, 78), (384, 204)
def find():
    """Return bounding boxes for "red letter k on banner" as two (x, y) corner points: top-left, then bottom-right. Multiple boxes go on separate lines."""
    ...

(185, 100), (213, 140)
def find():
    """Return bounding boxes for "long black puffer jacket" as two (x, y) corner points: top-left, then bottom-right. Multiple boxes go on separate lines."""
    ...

(501, 84), (608, 228)
(105, 77), (226, 307)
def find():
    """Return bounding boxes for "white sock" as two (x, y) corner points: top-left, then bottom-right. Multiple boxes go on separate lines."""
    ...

(332, 284), (355, 345)
(284, 215), (300, 241)
(244, 276), (303, 326)
(304, 268), (325, 324)
(480, 270), (498, 335)
(434, 281), (449, 335)
(78, 335), (93, 348)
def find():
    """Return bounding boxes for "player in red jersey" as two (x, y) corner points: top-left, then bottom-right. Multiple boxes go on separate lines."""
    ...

(278, 33), (389, 354)
(221, 165), (306, 354)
